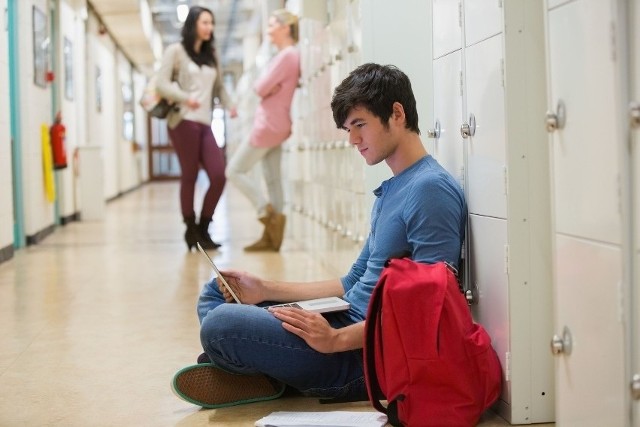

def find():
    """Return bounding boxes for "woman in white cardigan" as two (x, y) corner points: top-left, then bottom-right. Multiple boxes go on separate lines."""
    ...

(156, 6), (236, 251)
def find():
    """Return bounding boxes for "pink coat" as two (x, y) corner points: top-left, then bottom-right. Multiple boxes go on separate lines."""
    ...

(250, 46), (300, 148)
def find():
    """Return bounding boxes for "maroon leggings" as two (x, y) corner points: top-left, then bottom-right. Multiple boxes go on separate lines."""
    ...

(168, 119), (226, 221)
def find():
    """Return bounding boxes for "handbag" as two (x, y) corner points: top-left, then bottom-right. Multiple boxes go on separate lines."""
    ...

(139, 75), (175, 119)
(140, 51), (178, 119)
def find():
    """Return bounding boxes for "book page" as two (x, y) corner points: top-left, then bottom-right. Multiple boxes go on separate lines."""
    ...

(255, 410), (387, 427)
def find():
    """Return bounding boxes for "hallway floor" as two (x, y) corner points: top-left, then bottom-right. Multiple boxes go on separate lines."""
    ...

(0, 181), (550, 426)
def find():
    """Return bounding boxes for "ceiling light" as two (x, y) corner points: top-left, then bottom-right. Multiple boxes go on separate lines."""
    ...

(177, 4), (189, 23)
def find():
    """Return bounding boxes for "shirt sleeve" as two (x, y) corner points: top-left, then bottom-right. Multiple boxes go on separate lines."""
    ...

(404, 175), (466, 268)
(340, 235), (371, 294)
(156, 44), (190, 103)
(254, 48), (297, 99)
(212, 68), (233, 107)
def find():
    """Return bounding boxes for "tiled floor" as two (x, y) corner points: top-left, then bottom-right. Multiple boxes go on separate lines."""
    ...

(0, 180), (553, 426)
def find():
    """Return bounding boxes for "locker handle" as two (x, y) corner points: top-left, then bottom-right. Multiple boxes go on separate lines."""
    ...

(630, 102), (640, 129)
(632, 374), (640, 400)
(546, 100), (566, 133)
(427, 120), (441, 138)
(550, 326), (572, 356)
(460, 114), (476, 139)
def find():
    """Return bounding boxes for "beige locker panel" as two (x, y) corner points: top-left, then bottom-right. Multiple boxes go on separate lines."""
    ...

(553, 235), (625, 426)
(465, 34), (507, 219)
(464, 0), (502, 47)
(432, 0), (462, 59)
(547, 0), (621, 245)
(468, 214), (509, 403)
(632, 0), (640, 423)
(547, 0), (574, 9)
(432, 51), (464, 185)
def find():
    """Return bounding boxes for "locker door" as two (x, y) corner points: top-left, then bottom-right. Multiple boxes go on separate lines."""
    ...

(548, 2), (621, 243)
(432, 52), (464, 185)
(464, 0), (502, 47)
(631, 0), (640, 423)
(465, 34), (506, 218)
(432, 0), (462, 59)
(546, 1), (626, 425)
(468, 214), (509, 403)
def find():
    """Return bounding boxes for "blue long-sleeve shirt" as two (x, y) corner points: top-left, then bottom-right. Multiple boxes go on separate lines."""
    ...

(341, 155), (467, 322)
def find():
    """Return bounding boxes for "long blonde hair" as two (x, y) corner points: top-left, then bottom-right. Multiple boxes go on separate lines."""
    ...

(271, 9), (299, 43)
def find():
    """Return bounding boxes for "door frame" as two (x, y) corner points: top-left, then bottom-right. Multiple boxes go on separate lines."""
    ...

(8, 0), (24, 248)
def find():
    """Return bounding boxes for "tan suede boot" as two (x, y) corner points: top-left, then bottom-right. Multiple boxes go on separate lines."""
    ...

(266, 213), (286, 251)
(243, 224), (275, 252)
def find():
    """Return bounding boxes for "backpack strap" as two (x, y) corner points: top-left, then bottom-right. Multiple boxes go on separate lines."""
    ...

(364, 264), (404, 426)
(422, 262), (449, 360)
(364, 274), (388, 414)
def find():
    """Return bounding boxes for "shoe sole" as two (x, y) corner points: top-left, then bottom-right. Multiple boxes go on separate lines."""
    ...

(172, 363), (285, 409)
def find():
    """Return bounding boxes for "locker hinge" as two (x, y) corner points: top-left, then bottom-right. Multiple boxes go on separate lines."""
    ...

(505, 352), (511, 381)
(504, 244), (509, 275)
(500, 58), (505, 87)
(503, 166), (508, 195)
(459, 71), (463, 97)
(617, 173), (622, 215)
(458, 1), (463, 27)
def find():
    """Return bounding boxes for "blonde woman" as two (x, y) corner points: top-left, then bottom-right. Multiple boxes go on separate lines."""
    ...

(156, 6), (235, 251)
(226, 9), (300, 252)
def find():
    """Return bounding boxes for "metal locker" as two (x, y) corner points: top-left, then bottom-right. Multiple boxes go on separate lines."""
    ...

(630, 0), (640, 424)
(547, 0), (621, 244)
(433, 0), (554, 423)
(464, 0), (502, 47)
(468, 214), (509, 401)
(546, 0), (628, 424)
(465, 34), (507, 219)
(432, 0), (463, 59)
(553, 235), (625, 426)
(432, 51), (465, 186)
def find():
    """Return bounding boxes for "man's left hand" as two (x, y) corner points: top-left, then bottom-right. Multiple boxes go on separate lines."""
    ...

(269, 307), (338, 354)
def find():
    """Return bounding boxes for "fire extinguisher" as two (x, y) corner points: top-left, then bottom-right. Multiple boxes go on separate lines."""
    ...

(50, 111), (68, 170)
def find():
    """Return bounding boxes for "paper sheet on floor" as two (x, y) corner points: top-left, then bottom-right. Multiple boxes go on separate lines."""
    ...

(254, 410), (387, 427)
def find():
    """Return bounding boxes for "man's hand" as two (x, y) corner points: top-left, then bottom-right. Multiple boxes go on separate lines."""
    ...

(218, 270), (268, 304)
(269, 307), (339, 353)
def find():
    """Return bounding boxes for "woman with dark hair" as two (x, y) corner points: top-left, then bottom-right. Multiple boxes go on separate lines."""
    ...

(156, 6), (236, 251)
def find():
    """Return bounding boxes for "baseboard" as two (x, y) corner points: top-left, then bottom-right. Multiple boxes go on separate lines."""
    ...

(106, 182), (146, 203)
(26, 224), (56, 245)
(0, 244), (14, 264)
(60, 211), (80, 225)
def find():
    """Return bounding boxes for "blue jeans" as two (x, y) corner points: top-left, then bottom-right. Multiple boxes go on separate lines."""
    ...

(197, 278), (366, 398)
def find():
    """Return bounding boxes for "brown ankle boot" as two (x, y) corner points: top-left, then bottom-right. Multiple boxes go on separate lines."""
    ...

(266, 213), (286, 251)
(244, 226), (276, 252)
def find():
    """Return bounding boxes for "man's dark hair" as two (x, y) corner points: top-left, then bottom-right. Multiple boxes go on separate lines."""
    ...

(331, 63), (420, 134)
(181, 6), (217, 67)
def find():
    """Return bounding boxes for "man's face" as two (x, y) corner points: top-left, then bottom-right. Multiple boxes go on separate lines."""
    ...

(342, 106), (397, 166)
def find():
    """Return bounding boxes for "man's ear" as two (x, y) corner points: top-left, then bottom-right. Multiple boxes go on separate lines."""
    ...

(391, 102), (406, 124)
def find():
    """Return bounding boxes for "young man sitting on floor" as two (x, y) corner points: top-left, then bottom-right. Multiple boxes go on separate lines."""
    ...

(171, 63), (468, 408)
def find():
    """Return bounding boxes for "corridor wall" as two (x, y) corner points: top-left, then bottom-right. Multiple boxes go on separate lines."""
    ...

(57, 0), (87, 222)
(0, 0), (13, 256)
(16, 0), (55, 240)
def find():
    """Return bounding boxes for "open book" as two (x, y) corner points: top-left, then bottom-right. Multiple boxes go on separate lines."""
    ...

(255, 411), (387, 427)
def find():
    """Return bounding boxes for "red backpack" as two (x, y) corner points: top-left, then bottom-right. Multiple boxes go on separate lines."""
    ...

(364, 259), (502, 427)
